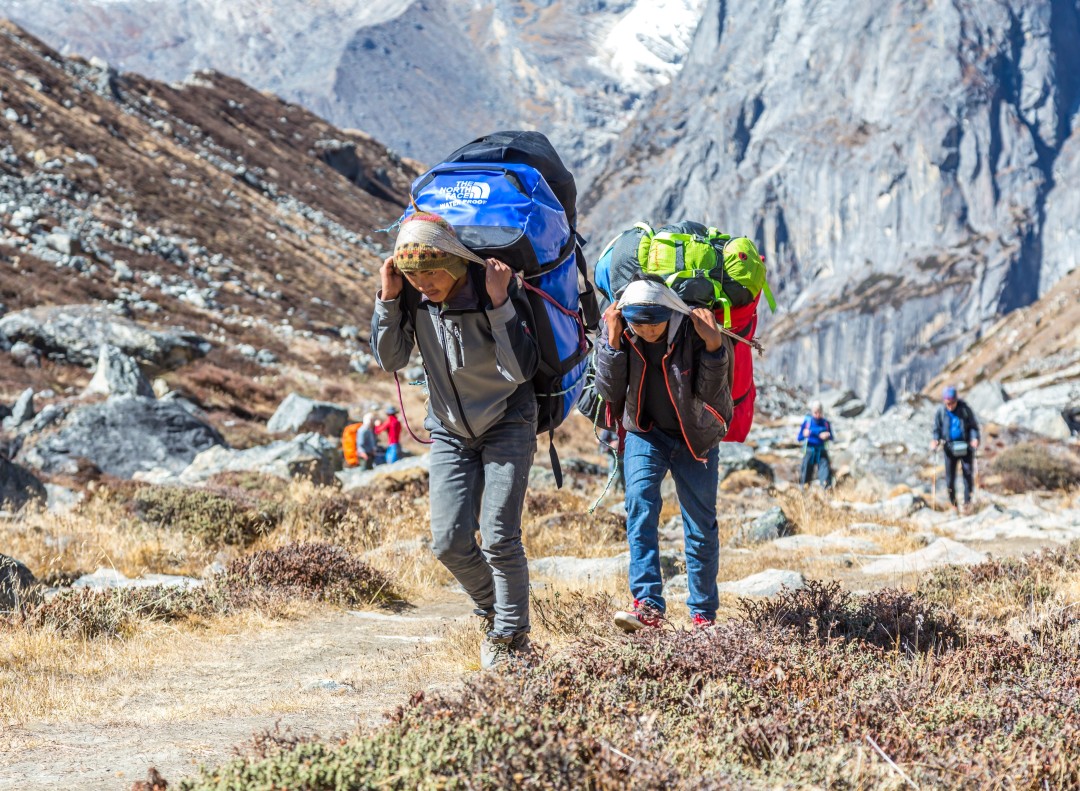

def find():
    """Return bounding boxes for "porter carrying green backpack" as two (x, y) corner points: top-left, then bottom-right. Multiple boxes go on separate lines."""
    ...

(593, 220), (776, 327)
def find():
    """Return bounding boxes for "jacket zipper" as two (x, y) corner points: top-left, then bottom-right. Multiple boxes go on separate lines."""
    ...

(435, 310), (476, 439)
(626, 331), (654, 432)
(661, 345), (708, 463)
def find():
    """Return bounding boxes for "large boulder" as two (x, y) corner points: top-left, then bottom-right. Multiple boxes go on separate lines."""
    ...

(20, 395), (226, 478)
(0, 305), (209, 373)
(0, 554), (39, 612)
(731, 506), (794, 546)
(83, 344), (155, 398)
(0, 457), (47, 510)
(172, 432), (340, 486)
(266, 393), (349, 437)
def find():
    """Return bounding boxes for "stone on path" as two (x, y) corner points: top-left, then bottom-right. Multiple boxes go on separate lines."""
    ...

(530, 550), (681, 583)
(336, 453), (429, 492)
(71, 568), (203, 590)
(770, 532), (881, 553)
(860, 538), (987, 576)
(0, 456), (47, 510)
(718, 569), (805, 597)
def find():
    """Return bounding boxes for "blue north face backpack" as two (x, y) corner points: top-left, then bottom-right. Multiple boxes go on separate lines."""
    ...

(403, 131), (600, 480)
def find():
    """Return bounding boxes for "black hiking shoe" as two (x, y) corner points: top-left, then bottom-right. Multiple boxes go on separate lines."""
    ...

(480, 631), (534, 669)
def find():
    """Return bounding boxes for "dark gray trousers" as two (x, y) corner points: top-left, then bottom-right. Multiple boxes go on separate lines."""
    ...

(428, 416), (535, 636)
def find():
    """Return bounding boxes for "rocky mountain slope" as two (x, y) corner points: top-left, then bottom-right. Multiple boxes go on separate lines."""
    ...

(0, 20), (416, 444)
(0, 0), (706, 174)
(583, 0), (1080, 410)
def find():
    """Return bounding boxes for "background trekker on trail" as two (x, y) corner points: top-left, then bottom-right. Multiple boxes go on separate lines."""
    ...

(370, 212), (539, 668)
(376, 406), (402, 464)
(931, 385), (980, 514)
(594, 279), (734, 632)
(798, 400), (834, 488)
(341, 414), (378, 470)
(356, 412), (378, 469)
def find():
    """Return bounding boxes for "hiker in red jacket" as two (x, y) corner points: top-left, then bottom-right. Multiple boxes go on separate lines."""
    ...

(376, 406), (403, 463)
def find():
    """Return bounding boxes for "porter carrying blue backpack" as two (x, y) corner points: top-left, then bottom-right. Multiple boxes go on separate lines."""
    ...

(402, 131), (599, 480)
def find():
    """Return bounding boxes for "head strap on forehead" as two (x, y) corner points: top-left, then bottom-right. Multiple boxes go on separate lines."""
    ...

(394, 213), (486, 270)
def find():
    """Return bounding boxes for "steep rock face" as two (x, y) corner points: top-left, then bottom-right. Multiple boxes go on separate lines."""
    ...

(583, 0), (1080, 410)
(2, 0), (706, 169)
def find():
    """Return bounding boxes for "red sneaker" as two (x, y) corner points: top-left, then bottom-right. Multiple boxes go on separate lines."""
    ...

(691, 613), (715, 630)
(613, 599), (663, 632)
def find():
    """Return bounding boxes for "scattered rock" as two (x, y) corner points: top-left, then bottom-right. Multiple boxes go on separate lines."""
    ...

(20, 395), (226, 478)
(718, 569), (805, 597)
(9, 340), (40, 368)
(71, 568), (203, 590)
(719, 468), (771, 493)
(1, 554), (39, 612)
(769, 532), (881, 553)
(266, 393), (349, 437)
(336, 453), (429, 492)
(731, 506), (794, 546)
(0, 305), (209, 373)
(83, 344), (155, 398)
(716, 444), (776, 481)
(845, 492), (926, 519)
(0, 456), (47, 510)
(169, 431), (339, 486)
(528, 465), (559, 490)
(44, 482), (84, 514)
(303, 679), (355, 694)
(860, 538), (988, 576)
(4, 387), (35, 428)
(530, 550), (681, 583)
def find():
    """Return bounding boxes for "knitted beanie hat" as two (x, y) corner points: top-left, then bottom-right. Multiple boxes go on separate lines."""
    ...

(393, 213), (483, 279)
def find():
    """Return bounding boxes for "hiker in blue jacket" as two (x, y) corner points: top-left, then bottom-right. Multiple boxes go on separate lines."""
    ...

(931, 385), (980, 514)
(594, 279), (733, 632)
(371, 212), (539, 668)
(798, 401), (834, 488)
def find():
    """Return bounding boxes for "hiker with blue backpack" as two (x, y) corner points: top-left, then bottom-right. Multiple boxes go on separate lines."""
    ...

(370, 132), (596, 668)
(798, 400), (834, 488)
(371, 212), (540, 668)
(931, 385), (980, 514)
(593, 278), (734, 632)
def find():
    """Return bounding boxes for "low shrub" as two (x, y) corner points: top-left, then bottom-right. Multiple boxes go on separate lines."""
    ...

(174, 608), (1079, 790)
(740, 579), (964, 653)
(131, 485), (283, 547)
(12, 545), (392, 639)
(530, 590), (615, 639)
(992, 442), (1080, 492)
(224, 542), (394, 606)
(20, 584), (231, 639)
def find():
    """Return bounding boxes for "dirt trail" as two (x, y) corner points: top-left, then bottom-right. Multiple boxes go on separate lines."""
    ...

(0, 599), (474, 790)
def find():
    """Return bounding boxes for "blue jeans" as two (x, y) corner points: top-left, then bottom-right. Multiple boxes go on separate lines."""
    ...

(386, 443), (401, 464)
(623, 429), (720, 620)
(800, 445), (832, 488)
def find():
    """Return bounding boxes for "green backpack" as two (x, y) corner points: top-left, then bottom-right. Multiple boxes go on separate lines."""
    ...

(595, 220), (776, 327)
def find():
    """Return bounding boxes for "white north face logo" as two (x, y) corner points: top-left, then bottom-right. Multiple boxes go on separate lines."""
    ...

(438, 180), (491, 206)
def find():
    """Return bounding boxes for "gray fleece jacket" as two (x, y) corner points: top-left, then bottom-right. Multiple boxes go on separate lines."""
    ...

(371, 277), (539, 439)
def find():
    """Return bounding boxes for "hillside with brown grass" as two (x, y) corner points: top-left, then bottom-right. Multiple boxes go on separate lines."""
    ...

(0, 19), (419, 439)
